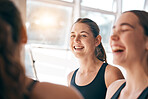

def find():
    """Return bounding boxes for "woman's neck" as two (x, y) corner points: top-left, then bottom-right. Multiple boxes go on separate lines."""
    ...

(124, 62), (148, 92)
(78, 56), (103, 72)
(118, 61), (148, 99)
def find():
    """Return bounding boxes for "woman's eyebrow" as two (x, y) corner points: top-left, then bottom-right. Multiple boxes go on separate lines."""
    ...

(113, 23), (135, 29)
(70, 31), (89, 34)
(80, 31), (89, 34)
(120, 23), (134, 28)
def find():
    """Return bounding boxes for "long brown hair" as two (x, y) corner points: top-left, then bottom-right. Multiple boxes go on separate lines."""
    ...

(0, 1), (26, 99)
(74, 18), (107, 62)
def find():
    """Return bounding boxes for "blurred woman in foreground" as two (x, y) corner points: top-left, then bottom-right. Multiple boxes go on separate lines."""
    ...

(0, 1), (83, 99)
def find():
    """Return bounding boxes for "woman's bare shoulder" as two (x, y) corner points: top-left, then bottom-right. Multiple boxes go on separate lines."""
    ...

(106, 79), (125, 99)
(105, 64), (124, 87)
(106, 64), (123, 73)
(31, 82), (83, 99)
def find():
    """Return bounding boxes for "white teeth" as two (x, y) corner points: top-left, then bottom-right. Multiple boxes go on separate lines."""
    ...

(112, 46), (124, 51)
(75, 46), (83, 49)
(74, 46), (84, 50)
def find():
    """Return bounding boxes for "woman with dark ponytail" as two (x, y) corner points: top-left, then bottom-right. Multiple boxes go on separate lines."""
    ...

(67, 18), (124, 99)
(0, 1), (83, 99)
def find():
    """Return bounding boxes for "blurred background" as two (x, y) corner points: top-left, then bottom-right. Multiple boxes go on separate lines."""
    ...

(12, 0), (148, 85)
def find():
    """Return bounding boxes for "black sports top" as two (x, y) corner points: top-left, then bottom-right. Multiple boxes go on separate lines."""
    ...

(111, 82), (148, 99)
(70, 63), (108, 99)
(24, 80), (38, 99)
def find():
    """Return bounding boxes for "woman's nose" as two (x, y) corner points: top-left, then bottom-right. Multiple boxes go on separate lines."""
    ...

(110, 33), (119, 41)
(74, 36), (81, 43)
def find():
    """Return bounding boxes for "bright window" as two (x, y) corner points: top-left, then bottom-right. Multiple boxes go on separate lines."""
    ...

(26, 0), (74, 85)
(27, 0), (72, 48)
(122, 0), (145, 12)
(81, 0), (116, 12)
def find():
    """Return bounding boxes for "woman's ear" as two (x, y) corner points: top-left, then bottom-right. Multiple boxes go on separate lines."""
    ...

(21, 26), (27, 44)
(95, 35), (101, 46)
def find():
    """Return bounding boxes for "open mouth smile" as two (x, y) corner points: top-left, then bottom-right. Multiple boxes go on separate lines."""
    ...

(111, 46), (125, 53)
(73, 46), (84, 51)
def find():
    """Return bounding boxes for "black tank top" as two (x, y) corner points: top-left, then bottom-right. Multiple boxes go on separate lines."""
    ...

(24, 80), (38, 99)
(70, 63), (108, 99)
(111, 82), (148, 99)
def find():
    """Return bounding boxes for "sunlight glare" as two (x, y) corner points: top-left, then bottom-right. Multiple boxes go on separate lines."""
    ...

(34, 14), (57, 27)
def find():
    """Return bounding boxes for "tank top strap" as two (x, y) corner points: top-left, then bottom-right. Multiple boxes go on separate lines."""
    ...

(100, 63), (108, 71)
(27, 79), (38, 91)
(71, 68), (79, 85)
(24, 80), (39, 99)
(138, 87), (148, 99)
(94, 62), (108, 79)
(111, 82), (126, 99)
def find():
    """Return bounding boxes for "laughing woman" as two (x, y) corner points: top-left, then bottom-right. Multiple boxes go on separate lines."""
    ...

(106, 10), (148, 99)
(67, 18), (124, 99)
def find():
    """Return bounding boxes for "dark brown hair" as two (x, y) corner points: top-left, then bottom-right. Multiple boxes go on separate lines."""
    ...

(124, 10), (148, 36)
(0, 0), (27, 99)
(74, 18), (107, 62)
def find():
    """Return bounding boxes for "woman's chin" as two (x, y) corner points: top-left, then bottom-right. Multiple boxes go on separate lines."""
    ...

(113, 59), (123, 66)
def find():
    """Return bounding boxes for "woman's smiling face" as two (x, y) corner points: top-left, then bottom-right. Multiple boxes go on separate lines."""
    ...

(70, 23), (97, 58)
(110, 12), (147, 66)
